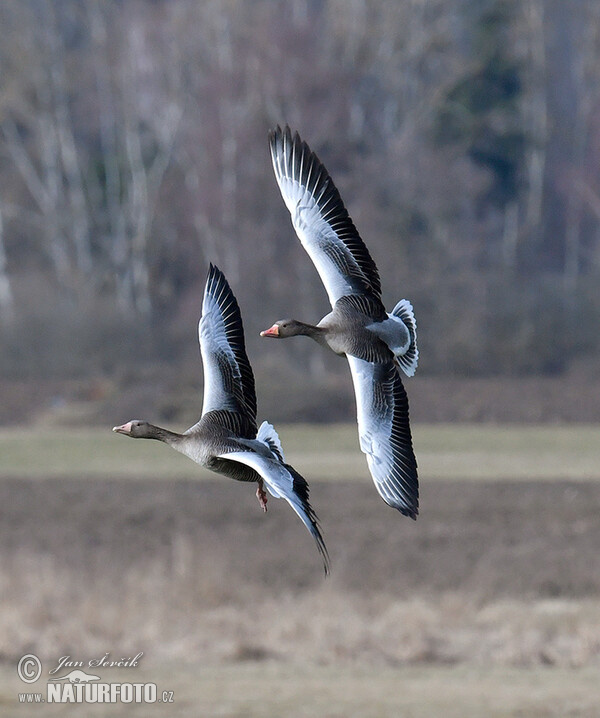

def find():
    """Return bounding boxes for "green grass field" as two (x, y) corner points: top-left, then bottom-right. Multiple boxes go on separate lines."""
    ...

(1, 422), (599, 480)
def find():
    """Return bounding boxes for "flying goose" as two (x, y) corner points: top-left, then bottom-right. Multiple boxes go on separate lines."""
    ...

(114, 264), (329, 573)
(261, 126), (419, 519)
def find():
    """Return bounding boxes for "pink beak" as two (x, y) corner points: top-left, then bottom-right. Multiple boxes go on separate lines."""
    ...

(260, 324), (280, 338)
(112, 422), (133, 435)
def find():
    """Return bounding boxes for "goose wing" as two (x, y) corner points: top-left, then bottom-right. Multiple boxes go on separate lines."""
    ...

(347, 356), (419, 518)
(198, 264), (257, 425)
(269, 125), (381, 307)
(218, 449), (330, 575)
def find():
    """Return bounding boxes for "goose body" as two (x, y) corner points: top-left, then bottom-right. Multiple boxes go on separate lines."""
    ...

(262, 126), (419, 519)
(114, 264), (329, 574)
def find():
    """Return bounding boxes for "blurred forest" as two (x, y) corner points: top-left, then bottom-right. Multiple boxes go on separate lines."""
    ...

(1, 0), (599, 419)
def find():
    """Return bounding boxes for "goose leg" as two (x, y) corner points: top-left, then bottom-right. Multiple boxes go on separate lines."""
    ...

(256, 479), (268, 512)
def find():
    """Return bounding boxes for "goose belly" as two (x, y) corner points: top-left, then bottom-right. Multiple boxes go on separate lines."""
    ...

(175, 442), (261, 483)
(207, 456), (262, 483)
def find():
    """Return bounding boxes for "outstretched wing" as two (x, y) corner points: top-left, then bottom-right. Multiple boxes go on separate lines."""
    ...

(218, 449), (330, 575)
(269, 125), (381, 307)
(199, 264), (257, 425)
(347, 356), (419, 518)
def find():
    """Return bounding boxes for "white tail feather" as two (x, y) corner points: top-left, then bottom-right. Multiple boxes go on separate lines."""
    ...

(391, 299), (418, 377)
(257, 421), (285, 462)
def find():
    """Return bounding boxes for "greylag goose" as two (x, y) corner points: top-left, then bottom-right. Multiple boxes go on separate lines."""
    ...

(261, 126), (419, 519)
(114, 264), (329, 574)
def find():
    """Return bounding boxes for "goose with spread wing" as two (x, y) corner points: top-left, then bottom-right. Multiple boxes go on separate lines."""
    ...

(261, 126), (419, 519)
(113, 264), (329, 573)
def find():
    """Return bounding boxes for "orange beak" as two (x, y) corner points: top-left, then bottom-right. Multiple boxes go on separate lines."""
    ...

(260, 324), (280, 338)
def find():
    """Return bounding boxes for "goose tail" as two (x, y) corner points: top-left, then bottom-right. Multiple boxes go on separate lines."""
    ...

(391, 299), (418, 377)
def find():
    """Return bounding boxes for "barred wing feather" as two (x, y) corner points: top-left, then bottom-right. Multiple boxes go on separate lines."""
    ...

(269, 125), (381, 307)
(347, 356), (419, 518)
(198, 264), (257, 424)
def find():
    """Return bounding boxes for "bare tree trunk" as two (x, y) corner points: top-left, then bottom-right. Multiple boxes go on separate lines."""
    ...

(124, 26), (183, 316)
(563, 196), (582, 291)
(502, 201), (519, 268)
(215, 10), (240, 283)
(1, 117), (71, 289)
(122, 60), (152, 317)
(562, 4), (591, 292)
(88, 0), (130, 311)
(0, 207), (15, 325)
(46, 4), (92, 276)
(1, 5), (93, 298)
(523, 0), (547, 244)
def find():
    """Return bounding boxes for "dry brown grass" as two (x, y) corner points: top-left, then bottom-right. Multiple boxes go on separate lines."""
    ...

(2, 663), (600, 717)
(2, 472), (600, 716)
(2, 476), (600, 669)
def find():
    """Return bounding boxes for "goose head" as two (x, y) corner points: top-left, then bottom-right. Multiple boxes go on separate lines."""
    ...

(112, 420), (156, 438)
(260, 319), (314, 338)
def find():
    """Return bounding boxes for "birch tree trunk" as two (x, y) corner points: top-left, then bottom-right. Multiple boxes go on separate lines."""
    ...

(88, 0), (130, 311)
(45, 3), (92, 276)
(1, 117), (71, 290)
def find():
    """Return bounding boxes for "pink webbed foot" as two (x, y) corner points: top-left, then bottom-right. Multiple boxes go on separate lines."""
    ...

(256, 481), (268, 512)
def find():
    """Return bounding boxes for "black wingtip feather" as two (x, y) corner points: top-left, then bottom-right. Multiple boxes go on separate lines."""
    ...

(203, 264), (258, 424)
(364, 361), (418, 519)
(398, 505), (419, 520)
(288, 463), (331, 576)
(389, 370), (419, 518)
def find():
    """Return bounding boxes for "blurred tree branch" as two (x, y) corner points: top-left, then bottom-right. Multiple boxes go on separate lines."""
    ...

(0, 0), (598, 380)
